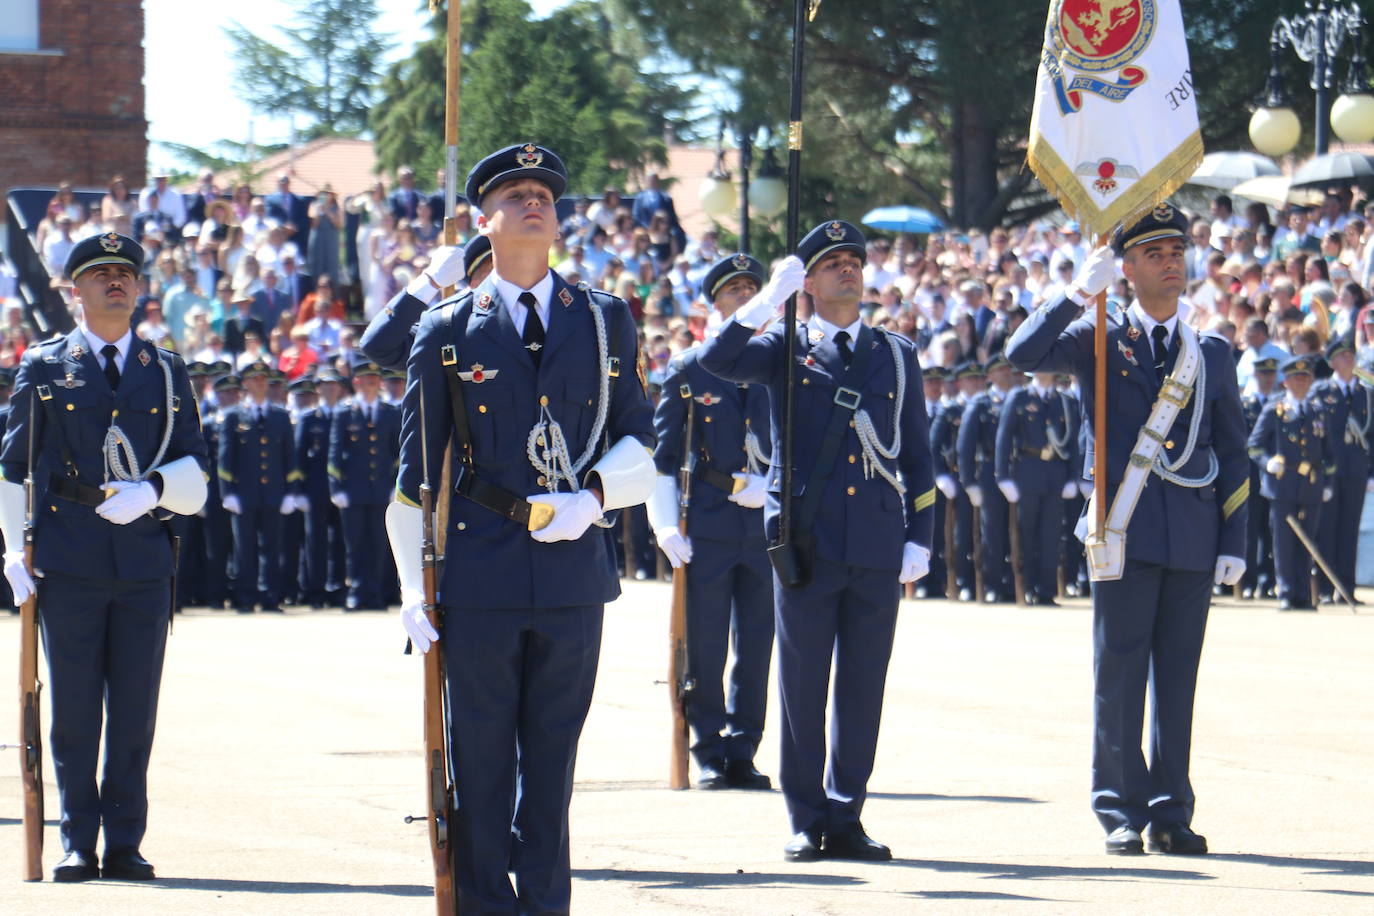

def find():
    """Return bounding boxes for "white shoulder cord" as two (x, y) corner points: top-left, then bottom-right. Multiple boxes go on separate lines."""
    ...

(1045, 391), (1072, 460)
(1151, 344), (1218, 488)
(744, 425), (771, 477)
(852, 333), (907, 494)
(104, 355), (176, 484)
(525, 294), (611, 493)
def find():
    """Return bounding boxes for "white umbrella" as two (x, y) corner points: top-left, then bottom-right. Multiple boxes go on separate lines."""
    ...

(1229, 175), (1325, 209)
(1189, 151), (1281, 190)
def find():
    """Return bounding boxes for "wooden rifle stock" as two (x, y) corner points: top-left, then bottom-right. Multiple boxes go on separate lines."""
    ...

(667, 396), (695, 789)
(943, 491), (956, 601)
(19, 389), (42, 881)
(1008, 502), (1027, 607)
(419, 476), (455, 913)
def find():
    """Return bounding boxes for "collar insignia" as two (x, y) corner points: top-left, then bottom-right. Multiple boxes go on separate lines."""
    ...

(558, 287), (574, 307)
(70, 344), (86, 360)
(732, 253), (750, 270)
(458, 364), (498, 383)
(1127, 326), (1141, 340)
(808, 328), (825, 344)
(99, 232), (122, 253)
(476, 293), (493, 311)
(138, 349), (151, 367)
(517, 144), (544, 168)
(825, 221), (846, 241)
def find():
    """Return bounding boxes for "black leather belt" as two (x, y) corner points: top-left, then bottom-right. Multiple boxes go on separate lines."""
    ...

(452, 465), (555, 530)
(693, 462), (737, 494)
(49, 475), (106, 507)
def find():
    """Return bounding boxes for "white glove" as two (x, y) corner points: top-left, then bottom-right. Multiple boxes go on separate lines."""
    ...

(655, 528), (693, 568)
(95, 480), (158, 525)
(736, 255), (805, 328)
(3, 550), (34, 605)
(936, 474), (959, 500)
(728, 473), (768, 509)
(279, 494), (296, 514)
(966, 485), (984, 507)
(1061, 480), (1079, 500)
(1069, 246), (1117, 302)
(221, 493), (243, 515)
(331, 492), (350, 509)
(1265, 456), (1284, 476)
(399, 589), (439, 654)
(1213, 555), (1246, 586)
(899, 542), (930, 584)
(998, 480), (1020, 503)
(1078, 480), (1093, 499)
(1323, 486), (1334, 502)
(528, 490), (603, 543)
(295, 494), (311, 512)
(404, 245), (464, 304)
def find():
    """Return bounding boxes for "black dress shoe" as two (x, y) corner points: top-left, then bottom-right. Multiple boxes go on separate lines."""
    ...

(1241, 588), (1254, 600)
(783, 829), (824, 862)
(1319, 593), (1336, 606)
(696, 758), (729, 790)
(825, 822), (892, 861)
(958, 588), (974, 602)
(103, 847), (156, 880)
(53, 849), (99, 882)
(1037, 596), (1060, 607)
(1146, 823), (1207, 855)
(1104, 825), (1144, 855)
(724, 759), (772, 790)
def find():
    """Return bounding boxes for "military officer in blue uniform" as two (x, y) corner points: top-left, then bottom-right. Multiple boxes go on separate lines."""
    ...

(384, 144), (656, 913)
(296, 366), (347, 607)
(1240, 357), (1280, 599)
(217, 359), (300, 613)
(1249, 355), (1332, 610)
(699, 220), (935, 863)
(1056, 374), (1091, 596)
(359, 234), (494, 373)
(996, 370), (1081, 605)
(1006, 205), (1249, 857)
(1312, 338), (1370, 604)
(329, 356), (401, 610)
(920, 365), (951, 598)
(932, 362), (984, 601)
(958, 354), (1015, 602)
(202, 370), (240, 608)
(647, 252), (775, 790)
(0, 232), (207, 881)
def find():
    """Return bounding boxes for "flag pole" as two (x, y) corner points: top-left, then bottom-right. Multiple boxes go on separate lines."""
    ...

(1094, 284), (1107, 540)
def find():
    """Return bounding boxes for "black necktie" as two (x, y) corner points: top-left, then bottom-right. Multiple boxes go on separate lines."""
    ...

(1151, 325), (1169, 379)
(101, 344), (121, 390)
(520, 291), (545, 369)
(835, 331), (853, 368)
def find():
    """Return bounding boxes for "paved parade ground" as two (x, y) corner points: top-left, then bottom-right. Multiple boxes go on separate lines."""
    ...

(3, 581), (1374, 914)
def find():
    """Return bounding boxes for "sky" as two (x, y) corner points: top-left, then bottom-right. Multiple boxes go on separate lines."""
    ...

(144, 0), (568, 174)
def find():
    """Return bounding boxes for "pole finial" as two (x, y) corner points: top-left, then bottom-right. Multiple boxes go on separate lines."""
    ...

(808, 0), (823, 22)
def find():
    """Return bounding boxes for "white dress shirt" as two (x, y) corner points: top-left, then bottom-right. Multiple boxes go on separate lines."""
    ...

(494, 271), (554, 337)
(79, 321), (132, 374)
(808, 313), (863, 346)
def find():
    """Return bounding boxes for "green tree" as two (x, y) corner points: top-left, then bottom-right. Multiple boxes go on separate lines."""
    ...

(225, 0), (390, 139)
(371, 0), (686, 195)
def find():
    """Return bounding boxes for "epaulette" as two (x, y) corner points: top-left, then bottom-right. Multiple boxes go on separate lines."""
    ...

(426, 288), (475, 313)
(34, 336), (65, 349)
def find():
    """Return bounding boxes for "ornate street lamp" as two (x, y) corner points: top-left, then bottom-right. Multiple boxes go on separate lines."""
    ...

(699, 120), (738, 222)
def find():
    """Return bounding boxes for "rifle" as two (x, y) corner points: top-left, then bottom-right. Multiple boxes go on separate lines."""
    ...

(972, 496), (984, 602)
(1007, 501), (1027, 607)
(667, 389), (695, 789)
(18, 388), (43, 881)
(410, 385), (456, 913)
(943, 489), (956, 601)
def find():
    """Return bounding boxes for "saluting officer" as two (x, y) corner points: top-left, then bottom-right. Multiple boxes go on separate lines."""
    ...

(384, 144), (656, 913)
(699, 220), (935, 863)
(1312, 337), (1370, 604)
(217, 359), (300, 613)
(933, 362), (984, 601)
(1007, 205), (1249, 857)
(296, 366), (348, 608)
(0, 232), (207, 881)
(1240, 357), (1280, 599)
(329, 356), (401, 610)
(920, 364), (950, 598)
(958, 354), (1015, 603)
(1249, 355), (1332, 610)
(360, 234), (494, 372)
(995, 370), (1081, 605)
(647, 252), (775, 790)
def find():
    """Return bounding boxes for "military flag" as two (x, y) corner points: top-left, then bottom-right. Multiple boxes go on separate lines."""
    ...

(1027, 0), (1203, 238)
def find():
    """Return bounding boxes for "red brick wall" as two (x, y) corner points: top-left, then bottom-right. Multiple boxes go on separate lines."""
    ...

(0, 0), (147, 199)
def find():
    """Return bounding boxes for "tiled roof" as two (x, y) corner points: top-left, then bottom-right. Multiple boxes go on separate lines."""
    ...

(213, 138), (379, 198)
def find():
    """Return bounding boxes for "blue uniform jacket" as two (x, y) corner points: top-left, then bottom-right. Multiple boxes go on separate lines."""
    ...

(1310, 378), (1372, 482)
(328, 400), (402, 506)
(957, 390), (1004, 492)
(360, 289), (427, 371)
(396, 273), (654, 610)
(929, 398), (963, 480)
(217, 403), (298, 506)
(698, 319), (935, 571)
(652, 347), (769, 545)
(0, 332), (207, 580)
(995, 387), (1079, 493)
(1248, 395), (1331, 504)
(294, 406), (334, 503)
(1005, 295), (1249, 569)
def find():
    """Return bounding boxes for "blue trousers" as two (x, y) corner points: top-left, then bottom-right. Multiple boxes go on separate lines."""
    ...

(775, 557), (899, 834)
(1015, 491), (1063, 598)
(1090, 561), (1211, 833)
(979, 488), (1012, 596)
(443, 604), (602, 916)
(1317, 473), (1365, 598)
(340, 503), (388, 607)
(230, 502), (283, 608)
(684, 538), (774, 766)
(1271, 499), (1320, 603)
(301, 498), (345, 602)
(39, 573), (170, 853)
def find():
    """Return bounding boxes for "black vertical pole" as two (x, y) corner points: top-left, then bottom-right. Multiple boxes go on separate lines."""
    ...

(779, 0), (808, 551)
(1316, 3), (1332, 155)
(739, 125), (753, 254)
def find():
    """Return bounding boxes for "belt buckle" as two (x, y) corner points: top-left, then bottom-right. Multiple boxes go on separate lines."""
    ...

(834, 387), (861, 409)
(1297, 460), (1312, 477)
(1040, 445), (1053, 461)
(1160, 378), (1192, 408)
(527, 501), (556, 531)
